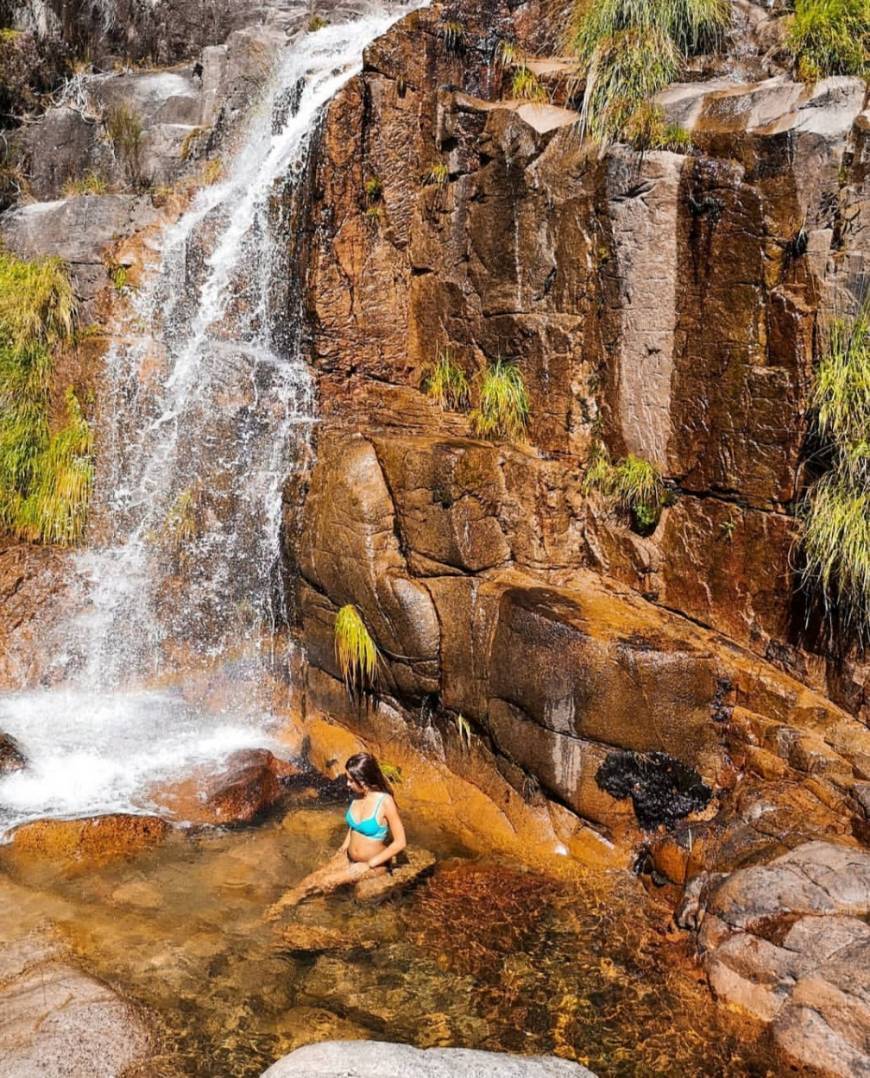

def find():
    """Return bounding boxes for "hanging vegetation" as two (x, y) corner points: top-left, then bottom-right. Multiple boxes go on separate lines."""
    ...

(584, 448), (671, 533)
(798, 298), (870, 646)
(568, 0), (729, 144)
(334, 603), (380, 697)
(0, 249), (92, 545)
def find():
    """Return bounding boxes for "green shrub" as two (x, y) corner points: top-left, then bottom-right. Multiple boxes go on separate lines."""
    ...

(0, 251), (92, 545)
(511, 66), (548, 102)
(584, 449), (670, 532)
(364, 176), (382, 203)
(787, 0), (868, 81)
(798, 297), (870, 643)
(307, 14), (329, 31)
(424, 350), (470, 411)
(570, 0), (729, 144)
(334, 604), (380, 696)
(471, 359), (530, 441)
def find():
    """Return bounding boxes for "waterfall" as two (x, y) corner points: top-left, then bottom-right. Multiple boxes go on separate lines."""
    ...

(0, 5), (415, 836)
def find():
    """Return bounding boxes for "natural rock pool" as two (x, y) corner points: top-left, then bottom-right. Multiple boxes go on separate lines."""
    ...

(1, 802), (780, 1077)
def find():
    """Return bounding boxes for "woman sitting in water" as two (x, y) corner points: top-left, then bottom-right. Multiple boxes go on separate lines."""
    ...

(265, 752), (406, 917)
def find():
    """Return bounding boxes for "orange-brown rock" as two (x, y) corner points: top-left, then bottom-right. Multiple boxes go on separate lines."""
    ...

(0, 814), (170, 879)
(0, 732), (26, 775)
(156, 749), (299, 827)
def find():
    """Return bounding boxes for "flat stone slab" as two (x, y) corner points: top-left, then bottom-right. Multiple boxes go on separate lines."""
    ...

(353, 846), (436, 902)
(279, 924), (377, 954)
(261, 1040), (596, 1077)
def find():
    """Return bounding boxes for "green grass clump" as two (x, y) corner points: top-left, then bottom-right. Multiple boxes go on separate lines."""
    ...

(584, 449), (670, 532)
(63, 171), (108, 197)
(787, 0), (868, 81)
(424, 162), (449, 186)
(364, 176), (382, 203)
(511, 66), (548, 102)
(424, 350), (470, 411)
(624, 102), (693, 151)
(104, 102), (143, 184)
(471, 359), (530, 441)
(334, 604), (380, 696)
(0, 250), (93, 545)
(307, 14), (329, 31)
(799, 297), (870, 644)
(495, 39), (523, 68)
(570, 0), (729, 144)
(440, 20), (464, 54)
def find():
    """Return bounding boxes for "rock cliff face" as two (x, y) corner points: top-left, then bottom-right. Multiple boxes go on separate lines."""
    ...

(288, 0), (869, 872)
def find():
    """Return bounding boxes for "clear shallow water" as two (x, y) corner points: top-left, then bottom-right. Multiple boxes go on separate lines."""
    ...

(0, 808), (781, 1077)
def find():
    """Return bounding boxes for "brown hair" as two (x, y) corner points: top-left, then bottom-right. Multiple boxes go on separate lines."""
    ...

(345, 752), (393, 796)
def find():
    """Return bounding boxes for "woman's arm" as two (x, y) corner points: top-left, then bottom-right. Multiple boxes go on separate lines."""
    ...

(339, 828), (351, 852)
(366, 797), (406, 869)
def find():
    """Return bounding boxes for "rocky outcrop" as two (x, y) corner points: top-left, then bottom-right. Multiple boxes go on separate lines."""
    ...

(156, 747), (299, 826)
(261, 1040), (597, 1077)
(694, 842), (870, 1076)
(0, 931), (154, 1077)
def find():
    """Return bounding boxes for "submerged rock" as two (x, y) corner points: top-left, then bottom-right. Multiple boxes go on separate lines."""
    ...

(0, 732), (26, 775)
(698, 841), (870, 1076)
(0, 813), (170, 879)
(353, 847), (436, 903)
(260, 1040), (596, 1077)
(279, 924), (377, 954)
(0, 932), (154, 1077)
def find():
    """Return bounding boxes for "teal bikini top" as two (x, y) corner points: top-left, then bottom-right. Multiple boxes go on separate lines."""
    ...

(346, 793), (389, 841)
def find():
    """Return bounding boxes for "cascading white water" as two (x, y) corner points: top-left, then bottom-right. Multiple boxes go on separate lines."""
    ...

(0, 5), (416, 836)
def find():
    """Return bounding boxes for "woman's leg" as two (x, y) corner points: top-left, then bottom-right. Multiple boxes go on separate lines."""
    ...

(265, 852), (385, 917)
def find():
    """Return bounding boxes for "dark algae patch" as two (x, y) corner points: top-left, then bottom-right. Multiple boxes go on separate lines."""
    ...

(596, 750), (712, 830)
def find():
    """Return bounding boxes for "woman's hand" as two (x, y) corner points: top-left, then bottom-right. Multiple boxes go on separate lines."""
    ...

(346, 860), (370, 880)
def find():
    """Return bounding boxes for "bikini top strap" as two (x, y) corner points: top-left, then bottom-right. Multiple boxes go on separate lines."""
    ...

(375, 792), (387, 818)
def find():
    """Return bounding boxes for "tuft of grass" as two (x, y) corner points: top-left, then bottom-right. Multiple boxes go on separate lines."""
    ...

(470, 359), (530, 442)
(787, 0), (868, 81)
(570, 0), (729, 144)
(334, 604), (380, 697)
(104, 102), (143, 184)
(495, 39), (523, 68)
(307, 14), (329, 31)
(106, 259), (131, 292)
(424, 350), (470, 411)
(63, 171), (108, 196)
(440, 20), (464, 54)
(584, 449), (671, 533)
(423, 162), (449, 186)
(179, 126), (206, 162)
(0, 250), (92, 545)
(364, 176), (382, 203)
(798, 296), (870, 644)
(455, 713), (472, 750)
(624, 102), (693, 152)
(511, 65), (548, 102)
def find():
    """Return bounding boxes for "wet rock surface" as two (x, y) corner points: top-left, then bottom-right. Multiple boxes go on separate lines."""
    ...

(353, 846), (436, 902)
(0, 731), (26, 774)
(0, 930), (155, 1078)
(696, 842), (870, 1075)
(157, 748), (300, 826)
(261, 1040), (597, 1077)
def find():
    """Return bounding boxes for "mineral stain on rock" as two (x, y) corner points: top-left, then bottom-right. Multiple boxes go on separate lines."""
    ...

(595, 750), (712, 831)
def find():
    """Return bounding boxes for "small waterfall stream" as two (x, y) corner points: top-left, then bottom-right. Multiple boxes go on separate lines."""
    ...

(0, 6), (414, 836)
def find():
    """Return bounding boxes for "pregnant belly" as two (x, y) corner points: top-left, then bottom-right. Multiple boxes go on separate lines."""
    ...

(348, 832), (387, 862)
